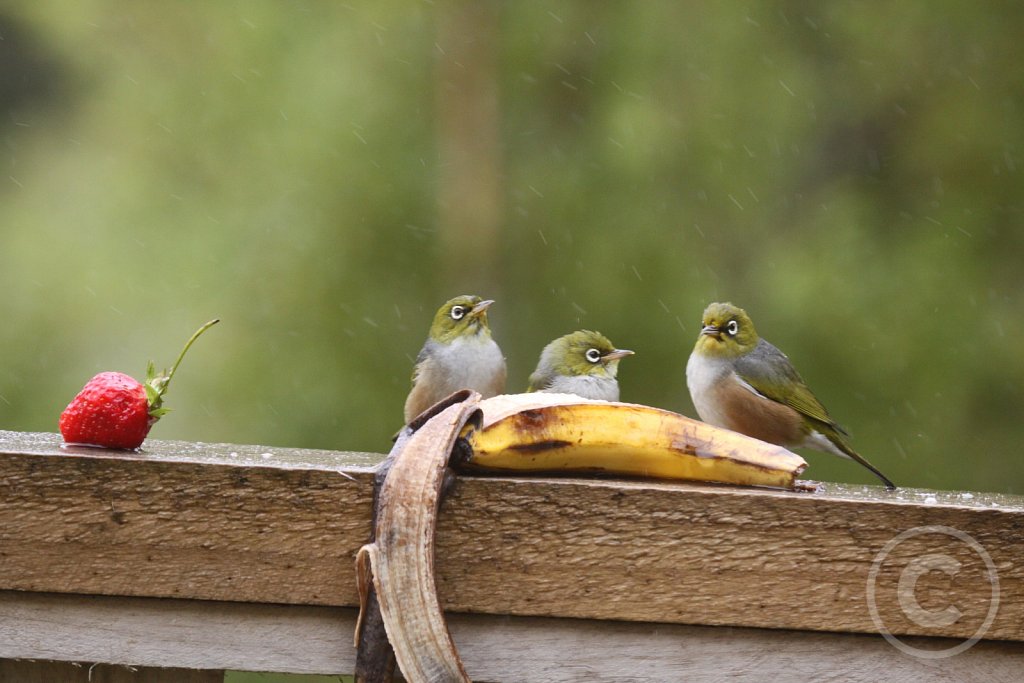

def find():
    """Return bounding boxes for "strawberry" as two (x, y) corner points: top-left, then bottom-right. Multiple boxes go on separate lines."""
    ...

(59, 319), (219, 449)
(59, 372), (151, 449)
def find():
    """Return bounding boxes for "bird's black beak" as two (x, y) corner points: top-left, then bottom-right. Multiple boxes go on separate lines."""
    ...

(700, 324), (721, 338)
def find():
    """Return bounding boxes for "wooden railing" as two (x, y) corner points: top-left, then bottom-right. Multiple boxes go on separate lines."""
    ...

(1, 430), (1022, 681)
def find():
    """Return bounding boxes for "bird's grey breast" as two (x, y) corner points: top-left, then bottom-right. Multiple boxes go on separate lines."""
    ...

(686, 352), (737, 425)
(432, 336), (505, 392)
(541, 374), (619, 401)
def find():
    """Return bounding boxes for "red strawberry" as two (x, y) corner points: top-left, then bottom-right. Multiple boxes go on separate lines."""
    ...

(59, 319), (219, 449)
(59, 372), (151, 449)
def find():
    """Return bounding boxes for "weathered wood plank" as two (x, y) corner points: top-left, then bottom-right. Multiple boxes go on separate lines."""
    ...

(0, 660), (222, 683)
(0, 591), (343, 675)
(2, 591), (1023, 682)
(438, 476), (1022, 641)
(1, 431), (1022, 641)
(0, 431), (376, 606)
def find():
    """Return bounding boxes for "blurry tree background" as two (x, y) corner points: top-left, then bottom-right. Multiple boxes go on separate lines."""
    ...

(1, 1), (1022, 494)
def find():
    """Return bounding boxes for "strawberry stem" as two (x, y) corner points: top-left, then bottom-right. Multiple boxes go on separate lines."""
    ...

(147, 319), (220, 414)
(165, 319), (220, 390)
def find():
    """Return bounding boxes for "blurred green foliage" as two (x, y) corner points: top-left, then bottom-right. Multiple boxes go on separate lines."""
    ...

(1, 1), (1022, 494)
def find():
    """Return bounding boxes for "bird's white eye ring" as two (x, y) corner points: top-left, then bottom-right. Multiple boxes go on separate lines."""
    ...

(450, 306), (467, 320)
(726, 320), (739, 336)
(585, 348), (602, 363)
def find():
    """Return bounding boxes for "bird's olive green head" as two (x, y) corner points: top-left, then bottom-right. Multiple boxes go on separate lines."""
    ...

(427, 295), (495, 344)
(693, 302), (760, 359)
(541, 330), (634, 378)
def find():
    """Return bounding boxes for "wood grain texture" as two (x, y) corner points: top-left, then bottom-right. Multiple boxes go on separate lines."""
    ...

(0, 660), (222, 683)
(0, 431), (375, 607)
(0, 591), (346, 675)
(435, 476), (1023, 641)
(2, 592), (1023, 682)
(2, 430), (1022, 642)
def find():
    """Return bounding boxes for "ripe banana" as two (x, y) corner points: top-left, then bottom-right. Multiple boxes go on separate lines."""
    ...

(458, 393), (808, 489)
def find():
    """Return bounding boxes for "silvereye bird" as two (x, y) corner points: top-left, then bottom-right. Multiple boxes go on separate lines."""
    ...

(686, 302), (896, 490)
(404, 295), (507, 423)
(527, 330), (634, 401)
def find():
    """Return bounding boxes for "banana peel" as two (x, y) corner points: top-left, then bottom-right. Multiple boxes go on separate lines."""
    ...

(356, 391), (480, 683)
(355, 392), (808, 681)
(457, 393), (808, 489)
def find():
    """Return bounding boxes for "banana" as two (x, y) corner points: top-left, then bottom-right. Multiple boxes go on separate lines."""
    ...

(458, 393), (808, 489)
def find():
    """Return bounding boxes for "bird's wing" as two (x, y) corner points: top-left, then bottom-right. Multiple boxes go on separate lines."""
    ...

(526, 368), (549, 393)
(410, 343), (432, 385)
(736, 341), (894, 488)
(733, 339), (846, 434)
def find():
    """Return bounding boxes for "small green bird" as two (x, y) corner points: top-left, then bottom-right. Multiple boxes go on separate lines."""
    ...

(404, 295), (507, 423)
(528, 330), (634, 401)
(686, 302), (896, 490)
